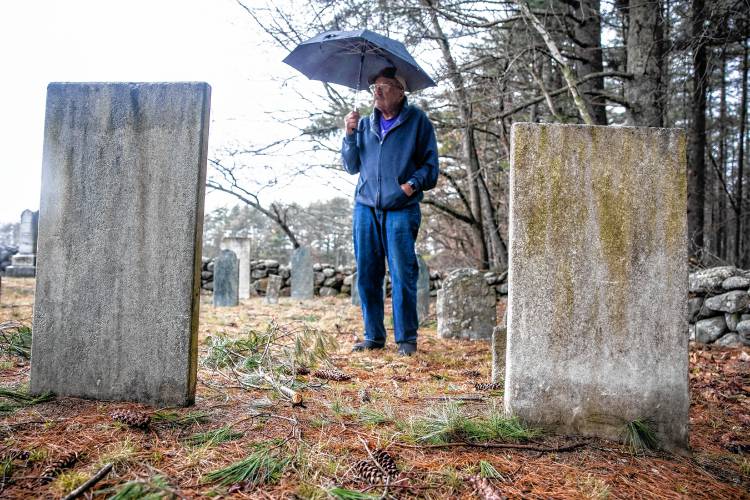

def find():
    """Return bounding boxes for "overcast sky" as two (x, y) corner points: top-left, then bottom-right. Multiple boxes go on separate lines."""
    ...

(0, 0), (354, 225)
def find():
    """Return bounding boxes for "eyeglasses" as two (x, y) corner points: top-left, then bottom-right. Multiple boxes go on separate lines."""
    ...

(369, 83), (402, 93)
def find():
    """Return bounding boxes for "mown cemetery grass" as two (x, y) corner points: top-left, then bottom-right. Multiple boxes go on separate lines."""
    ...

(0, 277), (748, 498)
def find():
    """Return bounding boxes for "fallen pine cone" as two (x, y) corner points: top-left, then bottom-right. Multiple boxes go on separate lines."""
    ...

(372, 449), (399, 478)
(475, 382), (503, 391)
(313, 368), (351, 381)
(111, 409), (151, 429)
(296, 365), (310, 375)
(391, 374), (409, 382)
(41, 451), (79, 482)
(3, 448), (30, 461)
(469, 476), (508, 500)
(461, 369), (482, 378)
(354, 449), (399, 484)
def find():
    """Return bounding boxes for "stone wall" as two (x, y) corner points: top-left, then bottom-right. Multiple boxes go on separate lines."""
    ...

(199, 257), (510, 300)
(689, 266), (750, 346)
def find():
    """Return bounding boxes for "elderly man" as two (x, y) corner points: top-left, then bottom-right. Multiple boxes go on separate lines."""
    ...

(342, 67), (439, 356)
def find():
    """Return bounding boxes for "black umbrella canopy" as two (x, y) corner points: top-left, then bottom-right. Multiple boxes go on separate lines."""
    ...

(282, 29), (436, 92)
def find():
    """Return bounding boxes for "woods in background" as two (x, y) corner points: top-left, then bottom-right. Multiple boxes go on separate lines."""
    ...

(213, 0), (749, 270)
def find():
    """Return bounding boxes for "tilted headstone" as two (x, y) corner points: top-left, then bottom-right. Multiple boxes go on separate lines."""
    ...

(265, 274), (282, 304)
(214, 249), (239, 307)
(436, 268), (496, 340)
(417, 255), (430, 324)
(291, 246), (313, 300)
(221, 237), (252, 299)
(6, 210), (39, 277)
(505, 123), (688, 452)
(31, 82), (211, 406)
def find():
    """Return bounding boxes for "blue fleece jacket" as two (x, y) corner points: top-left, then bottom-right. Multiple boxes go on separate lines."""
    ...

(341, 99), (439, 210)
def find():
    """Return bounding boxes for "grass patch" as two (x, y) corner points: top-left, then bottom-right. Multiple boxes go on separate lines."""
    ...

(479, 460), (502, 479)
(98, 475), (175, 499)
(357, 406), (393, 426)
(402, 401), (540, 444)
(0, 323), (32, 359)
(202, 443), (291, 487)
(327, 487), (380, 499)
(50, 470), (88, 497)
(622, 418), (658, 453)
(0, 387), (54, 413)
(184, 425), (244, 447)
(95, 438), (138, 471)
(151, 410), (210, 428)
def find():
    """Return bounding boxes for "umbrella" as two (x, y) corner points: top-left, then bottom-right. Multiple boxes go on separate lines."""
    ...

(282, 29), (436, 93)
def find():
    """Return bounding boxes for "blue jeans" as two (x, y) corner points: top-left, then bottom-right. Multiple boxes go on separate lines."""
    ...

(353, 202), (421, 345)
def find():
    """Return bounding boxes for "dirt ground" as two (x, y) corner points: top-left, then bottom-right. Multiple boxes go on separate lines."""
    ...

(0, 276), (748, 499)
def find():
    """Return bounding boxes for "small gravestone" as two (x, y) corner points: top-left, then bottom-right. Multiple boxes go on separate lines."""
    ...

(291, 246), (313, 300)
(417, 255), (430, 324)
(505, 123), (688, 452)
(214, 249), (239, 307)
(351, 272), (360, 306)
(6, 210), (38, 277)
(221, 237), (252, 299)
(265, 274), (282, 304)
(30, 82), (211, 406)
(437, 268), (496, 339)
(491, 309), (508, 384)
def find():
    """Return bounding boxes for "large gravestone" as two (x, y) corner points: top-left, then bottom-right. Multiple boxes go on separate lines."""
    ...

(30, 82), (211, 406)
(214, 249), (239, 307)
(221, 237), (252, 299)
(6, 210), (38, 277)
(291, 246), (313, 300)
(437, 268), (495, 339)
(417, 255), (430, 324)
(265, 274), (282, 304)
(505, 123), (688, 452)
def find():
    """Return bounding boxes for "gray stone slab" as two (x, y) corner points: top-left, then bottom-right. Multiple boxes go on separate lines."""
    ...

(221, 237), (252, 299)
(265, 274), (282, 304)
(417, 255), (430, 324)
(437, 268), (496, 340)
(291, 246), (313, 300)
(505, 123), (688, 452)
(214, 249), (239, 307)
(30, 82), (211, 407)
(351, 272), (360, 306)
(18, 209), (38, 255)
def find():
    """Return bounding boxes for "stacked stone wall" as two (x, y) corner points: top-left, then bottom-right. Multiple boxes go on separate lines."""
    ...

(689, 266), (750, 346)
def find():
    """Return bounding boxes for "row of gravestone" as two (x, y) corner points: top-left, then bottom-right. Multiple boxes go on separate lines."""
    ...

(24, 83), (691, 452)
(688, 266), (750, 346)
(0, 209), (39, 276)
(199, 250), (509, 300)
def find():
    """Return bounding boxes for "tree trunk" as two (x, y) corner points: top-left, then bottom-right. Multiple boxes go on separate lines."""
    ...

(573, 0), (608, 125)
(717, 57), (727, 260)
(736, 39), (748, 266)
(423, 0), (495, 268)
(624, 0), (665, 126)
(687, 0), (708, 259)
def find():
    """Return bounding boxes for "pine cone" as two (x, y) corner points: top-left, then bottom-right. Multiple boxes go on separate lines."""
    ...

(372, 449), (398, 478)
(358, 388), (371, 403)
(313, 368), (351, 381)
(354, 460), (384, 483)
(296, 365), (310, 375)
(41, 451), (79, 481)
(3, 448), (30, 461)
(461, 369), (482, 378)
(469, 476), (508, 500)
(111, 409), (151, 428)
(391, 374), (409, 382)
(475, 382), (503, 391)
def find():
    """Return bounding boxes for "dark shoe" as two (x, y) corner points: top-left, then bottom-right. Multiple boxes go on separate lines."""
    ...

(352, 340), (385, 352)
(397, 342), (417, 356)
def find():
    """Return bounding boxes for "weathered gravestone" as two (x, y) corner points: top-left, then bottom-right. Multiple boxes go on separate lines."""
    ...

(417, 255), (430, 324)
(291, 246), (313, 300)
(437, 268), (496, 340)
(351, 272), (360, 306)
(30, 82), (211, 406)
(505, 123), (688, 452)
(214, 249), (239, 307)
(6, 210), (39, 277)
(265, 274), (282, 304)
(221, 237), (252, 299)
